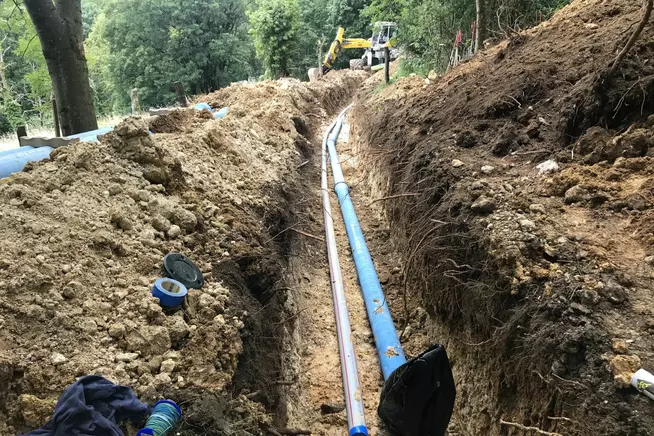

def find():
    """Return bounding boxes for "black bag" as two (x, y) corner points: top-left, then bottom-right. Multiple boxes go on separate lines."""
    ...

(378, 344), (456, 436)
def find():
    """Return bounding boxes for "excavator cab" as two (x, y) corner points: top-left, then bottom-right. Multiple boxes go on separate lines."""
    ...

(371, 21), (398, 50)
(353, 21), (398, 70)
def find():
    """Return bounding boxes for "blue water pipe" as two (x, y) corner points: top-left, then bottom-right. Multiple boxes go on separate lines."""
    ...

(65, 126), (113, 143)
(0, 146), (54, 179)
(193, 103), (229, 119)
(326, 112), (407, 380)
(0, 126), (115, 179)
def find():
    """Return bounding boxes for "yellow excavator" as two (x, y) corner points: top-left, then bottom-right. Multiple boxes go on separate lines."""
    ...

(320, 22), (398, 74)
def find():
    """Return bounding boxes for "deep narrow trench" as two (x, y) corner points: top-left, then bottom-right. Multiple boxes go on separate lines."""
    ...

(275, 114), (409, 435)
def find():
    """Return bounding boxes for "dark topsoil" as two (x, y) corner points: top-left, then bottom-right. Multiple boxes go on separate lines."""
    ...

(350, 1), (654, 435)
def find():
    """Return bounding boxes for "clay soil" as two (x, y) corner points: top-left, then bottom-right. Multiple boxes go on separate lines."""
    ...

(0, 70), (366, 435)
(4, 0), (654, 435)
(350, 0), (654, 435)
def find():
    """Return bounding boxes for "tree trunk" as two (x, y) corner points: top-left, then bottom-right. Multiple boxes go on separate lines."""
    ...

(475, 0), (486, 53)
(24, 0), (98, 136)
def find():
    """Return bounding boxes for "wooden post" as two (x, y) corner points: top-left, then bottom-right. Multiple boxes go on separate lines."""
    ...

(131, 88), (141, 114)
(52, 95), (61, 137)
(16, 125), (26, 141)
(318, 38), (323, 76)
(384, 47), (390, 84)
(173, 82), (187, 107)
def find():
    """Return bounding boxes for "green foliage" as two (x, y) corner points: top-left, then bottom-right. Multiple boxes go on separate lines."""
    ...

(248, 0), (300, 79)
(96, 0), (255, 110)
(0, 1), (52, 128)
(361, 0), (403, 22)
(0, 0), (572, 133)
(363, 0), (565, 72)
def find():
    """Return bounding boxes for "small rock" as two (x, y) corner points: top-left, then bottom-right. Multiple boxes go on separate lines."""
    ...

(154, 373), (172, 385)
(62, 281), (82, 299)
(170, 208), (197, 232)
(125, 326), (171, 357)
(165, 317), (190, 346)
(481, 165), (495, 174)
(149, 356), (163, 373)
(519, 219), (536, 231)
(580, 288), (601, 306)
(645, 256), (654, 266)
(108, 184), (122, 196)
(160, 359), (176, 374)
(529, 204), (547, 214)
(471, 196), (496, 214)
(570, 302), (591, 314)
(163, 350), (181, 361)
(50, 353), (67, 365)
(152, 215), (172, 233)
(19, 394), (56, 428)
(585, 22), (599, 29)
(198, 293), (216, 308)
(536, 159), (559, 175)
(609, 354), (641, 387)
(427, 70), (438, 81)
(167, 225), (181, 239)
(108, 323), (126, 338)
(564, 185), (590, 204)
(321, 403), (346, 414)
(110, 206), (133, 231)
(612, 339), (629, 354)
(116, 352), (139, 363)
(137, 190), (150, 202)
(451, 159), (465, 168)
(27, 304), (45, 319)
(79, 319), (97, 334)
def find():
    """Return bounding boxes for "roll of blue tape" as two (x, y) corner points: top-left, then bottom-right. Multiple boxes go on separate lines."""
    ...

(152, 278), (188, 307)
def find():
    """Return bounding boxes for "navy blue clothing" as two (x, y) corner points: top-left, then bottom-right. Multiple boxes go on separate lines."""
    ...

(23, 375), (150, 436)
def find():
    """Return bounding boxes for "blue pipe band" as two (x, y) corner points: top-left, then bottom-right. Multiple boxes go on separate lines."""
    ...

(151, 278), (188, 307)
(349, 425), (369, 436)
(327, 117), (407, 380)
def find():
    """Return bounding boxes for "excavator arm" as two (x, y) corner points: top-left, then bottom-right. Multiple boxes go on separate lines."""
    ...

(322, 27), (371, 74)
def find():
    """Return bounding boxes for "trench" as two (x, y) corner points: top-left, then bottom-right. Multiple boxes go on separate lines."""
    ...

(224, 110), (404, 436)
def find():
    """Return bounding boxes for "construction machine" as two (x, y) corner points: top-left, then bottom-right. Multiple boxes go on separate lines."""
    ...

(320, 22), (398, 74)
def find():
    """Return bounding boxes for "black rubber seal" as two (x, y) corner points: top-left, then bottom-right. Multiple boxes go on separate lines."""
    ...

(163, 253), (204, 289)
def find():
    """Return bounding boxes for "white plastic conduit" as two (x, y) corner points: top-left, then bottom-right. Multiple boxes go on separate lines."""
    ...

(320, 105), (368, 436)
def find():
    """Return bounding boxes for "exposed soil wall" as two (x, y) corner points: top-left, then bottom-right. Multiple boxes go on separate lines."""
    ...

(350, 1), (654, 435)
(0, 70), (366, 435)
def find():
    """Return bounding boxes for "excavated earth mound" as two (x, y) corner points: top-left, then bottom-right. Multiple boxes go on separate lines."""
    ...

(352, 1), (654, 435)
(0, 70), (366, 435)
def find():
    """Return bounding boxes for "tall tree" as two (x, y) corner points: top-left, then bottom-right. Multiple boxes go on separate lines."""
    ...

(23, 0), (98, 135)
(475, 0), (485, 52)
(248, 0), (300, 79)
(97, 0), (255, 110)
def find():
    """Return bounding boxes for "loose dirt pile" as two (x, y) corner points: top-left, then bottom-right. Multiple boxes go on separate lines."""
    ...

(351, 1), (654, 435)
(0, 70), (365, 435)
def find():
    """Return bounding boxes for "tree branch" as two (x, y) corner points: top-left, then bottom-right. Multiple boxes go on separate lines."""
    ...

(607, 0), (653, 79)
(18, 33), (38, 60)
